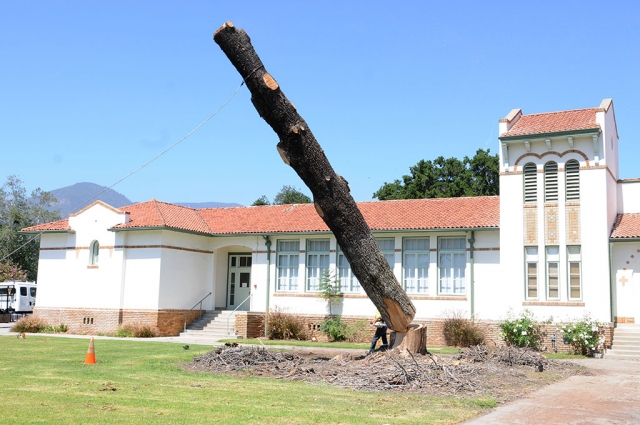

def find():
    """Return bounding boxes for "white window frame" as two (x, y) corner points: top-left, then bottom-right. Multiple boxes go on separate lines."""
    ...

(337, 244), (360, 293)
(438, 237), (466, 295)
(567, 246), (582, 300)
(546, 246), (560, 300)
(276, 240), (300, 292)
(306, 239), (330, 292)
(89, 240), (99, 265)
(376, 237), (396, 269)
(402, 237), (430, 294)
(525, 246), (538, 299)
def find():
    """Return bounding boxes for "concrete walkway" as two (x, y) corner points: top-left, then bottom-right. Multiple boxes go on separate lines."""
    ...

(463, 357), (640, 425)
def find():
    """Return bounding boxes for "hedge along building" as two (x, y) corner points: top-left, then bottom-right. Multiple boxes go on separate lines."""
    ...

(22, 99), (640, 336)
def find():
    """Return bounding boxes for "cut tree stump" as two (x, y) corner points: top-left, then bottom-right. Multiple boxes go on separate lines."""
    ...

(213, 22), (420, 345)
(389, 323), (427, 355)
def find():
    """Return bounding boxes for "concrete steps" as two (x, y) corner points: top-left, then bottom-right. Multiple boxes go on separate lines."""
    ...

(605, 324), (640, 360)
(179, 310), (239, 341)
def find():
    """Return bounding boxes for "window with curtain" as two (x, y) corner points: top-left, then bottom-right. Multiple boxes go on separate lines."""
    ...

(306, 239), (330, 292)
(438, 237), (466, 294)
(546, 246), (560, 299)
(276, 240), (300, 291)
(565, 160), (580, 201)
(337, 244), (360, 292)
(523, 162), (537, 203)
(376, 238), (395, 269)
(525, 246), (538, 299)
(403, 238), (429, 294)
(567, 246), (582, 299)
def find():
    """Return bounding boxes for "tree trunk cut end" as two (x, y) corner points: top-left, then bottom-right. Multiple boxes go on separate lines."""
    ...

(277, 146), (290, 165)
(389, 323), (427, 355)
(382, 296), (414, 331)
(263, 73), (279, 90)
(214, 21), (234, 38)
(314, 202), (324, 218)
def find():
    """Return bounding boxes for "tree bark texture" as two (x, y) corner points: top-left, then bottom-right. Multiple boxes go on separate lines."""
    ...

(213, 22), (415, 331)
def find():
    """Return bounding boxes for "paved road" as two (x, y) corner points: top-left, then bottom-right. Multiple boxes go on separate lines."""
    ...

(463, 358), (640, 425)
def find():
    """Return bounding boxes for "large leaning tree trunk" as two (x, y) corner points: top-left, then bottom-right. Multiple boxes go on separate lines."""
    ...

(214, 22), (416, 333)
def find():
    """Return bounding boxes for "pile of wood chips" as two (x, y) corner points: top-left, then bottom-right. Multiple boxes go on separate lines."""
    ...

(184, 344), (581, 396)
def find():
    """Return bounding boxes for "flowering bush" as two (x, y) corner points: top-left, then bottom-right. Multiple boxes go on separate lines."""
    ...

(499, 309), (542, 348)
(0, 263), (28, 282)
(560, 314), (605, 356)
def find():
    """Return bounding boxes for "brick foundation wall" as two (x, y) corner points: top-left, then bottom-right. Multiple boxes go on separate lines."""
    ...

(234, 312), (614, 354)
(34, 307), (203, 336)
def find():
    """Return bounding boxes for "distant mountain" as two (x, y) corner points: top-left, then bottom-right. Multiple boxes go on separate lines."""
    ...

(48, 183), (133, 218)
(46, 182), (242, 218)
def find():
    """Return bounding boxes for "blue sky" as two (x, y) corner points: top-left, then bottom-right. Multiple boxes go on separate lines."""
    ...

(2, 1), (639, 207)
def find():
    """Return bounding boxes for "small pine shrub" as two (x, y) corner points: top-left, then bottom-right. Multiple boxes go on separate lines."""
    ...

(499, 309), (542, 349)
(442, 311), (485, 347)
(10, 315), (48, 333)
(319, 316), (348, 342)
(116, 322), (158, 338)
(266, 308), (307, 340)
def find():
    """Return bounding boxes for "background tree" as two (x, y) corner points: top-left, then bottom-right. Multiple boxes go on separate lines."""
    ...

(0, 263), (28, 282)
(373, 149), (499, 200)
(272, 185), (312, 205)
(0, 175), (60, 281)
(251, 195), (270, 206)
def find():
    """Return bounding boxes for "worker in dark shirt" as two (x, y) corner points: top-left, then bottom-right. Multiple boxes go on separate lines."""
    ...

(368, 313), (388, 354)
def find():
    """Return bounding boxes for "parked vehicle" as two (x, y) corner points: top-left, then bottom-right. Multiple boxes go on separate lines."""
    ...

(0, 281), (36, 315)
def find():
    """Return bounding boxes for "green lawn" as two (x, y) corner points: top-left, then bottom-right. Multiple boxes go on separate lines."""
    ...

(0, 336), (493, 424)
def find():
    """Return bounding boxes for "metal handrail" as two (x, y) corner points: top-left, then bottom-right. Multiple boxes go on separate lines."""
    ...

(226, 293), (253, 336)
(183, 292), (212, 332)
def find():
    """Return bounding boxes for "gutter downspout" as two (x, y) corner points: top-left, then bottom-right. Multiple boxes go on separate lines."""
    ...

(263, 235), (271, 337)
(609, 242), (615, 324)
(468, 231), (475, 321)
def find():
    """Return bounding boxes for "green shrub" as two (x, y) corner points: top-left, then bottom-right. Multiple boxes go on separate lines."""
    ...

(116, 322), (158, 338)
(41, 323), (68, 333)
(442, 311), (485, 347)
(266, 308), (307, 340)
(319, 316), (348, 342)
(499, 309), (542, 349)
(10, 315), (48, 333)
(560, 314), (605, 356)
(344, 319), (369, 343)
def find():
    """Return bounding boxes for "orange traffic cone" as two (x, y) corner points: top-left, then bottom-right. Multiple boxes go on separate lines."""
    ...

(84, 338), (96, 364)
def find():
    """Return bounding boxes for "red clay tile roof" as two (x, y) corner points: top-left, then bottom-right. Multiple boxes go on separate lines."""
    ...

(21, 219), (72, 232)
(22, 197), (500, 235)
(500, 108), (600, 139)
(113, 199), (213, 234)
(133, 197), (500, 234)
(611, 213), (640, 239)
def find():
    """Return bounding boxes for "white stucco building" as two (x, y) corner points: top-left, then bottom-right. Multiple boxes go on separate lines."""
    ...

(23, 99), (640, 337)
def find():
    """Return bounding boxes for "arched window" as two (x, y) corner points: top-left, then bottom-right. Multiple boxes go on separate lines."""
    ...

(544, 161), (558, 202)
(523, 162), (537, 203)
(565, 160), (580, 201)
(89, 240), (99, 265)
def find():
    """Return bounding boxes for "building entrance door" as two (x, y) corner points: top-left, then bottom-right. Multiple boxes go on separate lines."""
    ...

(227, 254), (252, 311)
